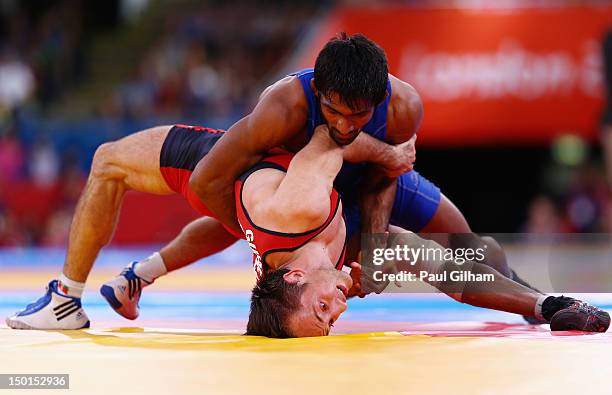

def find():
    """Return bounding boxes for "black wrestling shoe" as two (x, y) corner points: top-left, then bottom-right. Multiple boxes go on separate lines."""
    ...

(550, 299), (610, 332)
(523, 315), (548, 325)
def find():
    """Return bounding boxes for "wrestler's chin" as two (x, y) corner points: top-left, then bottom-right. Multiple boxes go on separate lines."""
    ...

(330, 130), (360, 146)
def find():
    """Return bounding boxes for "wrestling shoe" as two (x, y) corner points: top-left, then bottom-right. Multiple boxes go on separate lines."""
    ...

(6, 280), (90, 330)
(549, 298), (610, 332)
(100, 262), (151, 320)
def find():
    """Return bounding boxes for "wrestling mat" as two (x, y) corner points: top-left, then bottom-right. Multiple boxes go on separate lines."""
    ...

(1, 247), (611, 395)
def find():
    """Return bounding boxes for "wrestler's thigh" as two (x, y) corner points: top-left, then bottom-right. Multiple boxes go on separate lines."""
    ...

(97, 125), (173, 194)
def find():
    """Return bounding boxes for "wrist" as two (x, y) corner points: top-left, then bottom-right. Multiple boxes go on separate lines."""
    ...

(381, 143), (397, 167)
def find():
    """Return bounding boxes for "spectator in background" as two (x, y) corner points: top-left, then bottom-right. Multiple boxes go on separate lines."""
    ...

(111, 2), (316, 122)
(0, 207), (29, 246)
(40, 206), (72, 246)
(0, 47), (35, 118)
(0, 1), (321, 246)
(28, 137), (60, 188)
(601, 198), (612, 232)
(31, 2), (84, 109)
(59, 149), (87, 206)
(0, 123), (25, 184)
(525, 162), (609, 234)
(523, 195), (565, 234)
(563, 164), (609, 232)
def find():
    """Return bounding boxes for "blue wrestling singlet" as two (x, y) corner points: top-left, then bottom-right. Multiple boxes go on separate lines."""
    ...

(290, 68), (441, 236)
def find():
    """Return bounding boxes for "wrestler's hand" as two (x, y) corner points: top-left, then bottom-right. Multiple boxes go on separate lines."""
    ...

(348, 263), (389, 298)
(358, 234), (404, 296)
(347, 261), (367, 298)
(359, 259), (401, 295)
(382, 134), (416, 178)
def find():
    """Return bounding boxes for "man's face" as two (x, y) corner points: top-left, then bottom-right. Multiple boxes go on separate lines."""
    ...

(285, 267), (353, 337)
(319, 92), (375, 146)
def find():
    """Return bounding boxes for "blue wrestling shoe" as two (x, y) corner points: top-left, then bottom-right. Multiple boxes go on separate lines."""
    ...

(6, 280), (90, 330)
(100, 262), (151, 320)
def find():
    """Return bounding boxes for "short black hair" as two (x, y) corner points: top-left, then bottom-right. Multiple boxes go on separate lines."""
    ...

(314, 32), (388, 109)
(246, 268), (306, 338)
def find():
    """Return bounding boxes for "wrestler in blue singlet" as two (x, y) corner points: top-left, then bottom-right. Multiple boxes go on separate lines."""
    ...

(291, 68), (441, 236)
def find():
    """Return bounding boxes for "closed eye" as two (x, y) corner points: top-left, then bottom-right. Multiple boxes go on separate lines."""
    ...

(325, 106), (340, 115)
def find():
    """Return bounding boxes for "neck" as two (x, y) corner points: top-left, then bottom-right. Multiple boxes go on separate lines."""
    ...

(277, 243), (333, 272)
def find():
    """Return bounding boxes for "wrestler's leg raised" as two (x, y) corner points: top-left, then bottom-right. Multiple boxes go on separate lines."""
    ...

(6, 126), (175, 329)
(65, 126), (174, 285)
(7, 126), (235, 329)
(6, 126), (176, 329)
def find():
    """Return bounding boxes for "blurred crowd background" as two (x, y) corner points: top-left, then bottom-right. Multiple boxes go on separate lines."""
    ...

(0, 0), (611, 247)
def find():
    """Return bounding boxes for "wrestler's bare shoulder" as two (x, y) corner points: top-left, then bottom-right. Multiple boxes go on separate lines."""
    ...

(257, 75), (311, 151)
(258, 75), (309, 113)
(387, 74), (424, 142)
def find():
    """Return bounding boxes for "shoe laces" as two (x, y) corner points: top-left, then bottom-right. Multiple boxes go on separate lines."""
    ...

(121, 266), (143, 300)
(23, 284), (52, 311)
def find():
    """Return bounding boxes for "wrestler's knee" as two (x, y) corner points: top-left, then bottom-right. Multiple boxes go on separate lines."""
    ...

(481, 236), (502, 251)
(90, 142), (124, 181)
(479, 236), (511, 276)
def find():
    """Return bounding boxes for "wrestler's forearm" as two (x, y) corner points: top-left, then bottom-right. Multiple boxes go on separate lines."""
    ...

(359, 166), (397, 233)
(343, 132), (393, 165)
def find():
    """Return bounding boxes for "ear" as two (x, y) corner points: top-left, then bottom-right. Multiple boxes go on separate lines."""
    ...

(283, 269), (306, 285)
(309, 78), (318, 97)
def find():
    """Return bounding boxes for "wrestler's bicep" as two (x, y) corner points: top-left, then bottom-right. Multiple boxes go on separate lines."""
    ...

(191, 89), (301, 189)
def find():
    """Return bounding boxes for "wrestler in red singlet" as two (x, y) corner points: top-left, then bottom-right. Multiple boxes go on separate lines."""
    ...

(159, 124), (347, 278)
